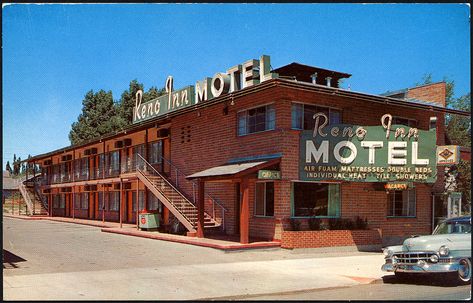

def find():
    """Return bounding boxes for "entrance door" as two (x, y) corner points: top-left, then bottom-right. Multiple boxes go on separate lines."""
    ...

(432, 194), (447, 232)
(126, 191), (135, 224)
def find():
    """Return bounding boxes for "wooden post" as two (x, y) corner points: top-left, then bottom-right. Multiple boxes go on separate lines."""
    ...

(240, 178), (250, 244)
(136, 179), (139, 230)
(196, 179), (205, 238)
(72, 189), (75, 219)
(119, 179), (123, 228)
(102, 185), (105, 223)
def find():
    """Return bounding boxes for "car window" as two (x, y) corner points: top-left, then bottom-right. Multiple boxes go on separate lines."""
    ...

(433, 220), (471, 235)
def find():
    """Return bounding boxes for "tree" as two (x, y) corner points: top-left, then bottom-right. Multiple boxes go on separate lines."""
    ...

(416, 74), (471, 214)
(118, 80), (166, 125)
(69, 90), (126, 145)
(5, 161), (12, 174)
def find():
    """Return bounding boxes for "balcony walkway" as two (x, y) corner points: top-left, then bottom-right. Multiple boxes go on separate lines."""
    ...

(4, 214), (281, 251)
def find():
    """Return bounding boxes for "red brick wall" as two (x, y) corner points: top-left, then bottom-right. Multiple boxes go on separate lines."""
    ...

(281, 229), (382, 249)
(407, 82), (446, 107)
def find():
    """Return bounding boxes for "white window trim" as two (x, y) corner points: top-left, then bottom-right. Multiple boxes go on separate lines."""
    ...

(238, 103), (276, 136)
(387, 189), (417, 218)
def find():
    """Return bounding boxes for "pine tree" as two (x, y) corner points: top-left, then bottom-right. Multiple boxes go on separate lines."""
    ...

(118, 80), (166, 125)
(69, 90), (126, 145)
(6, 161), (12, 174)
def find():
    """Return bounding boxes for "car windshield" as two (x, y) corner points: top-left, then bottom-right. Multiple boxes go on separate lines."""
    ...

(433, 220), (471, 235)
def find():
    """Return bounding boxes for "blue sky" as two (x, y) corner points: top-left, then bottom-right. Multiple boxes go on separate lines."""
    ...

(2, 3), (470, 168)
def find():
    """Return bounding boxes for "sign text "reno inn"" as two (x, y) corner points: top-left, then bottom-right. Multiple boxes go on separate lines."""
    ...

(300, 114), (438, 183)
(133, 55), (277, 124)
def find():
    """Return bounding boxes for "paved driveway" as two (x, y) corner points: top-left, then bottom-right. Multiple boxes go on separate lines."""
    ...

(3, 217), (387, 300)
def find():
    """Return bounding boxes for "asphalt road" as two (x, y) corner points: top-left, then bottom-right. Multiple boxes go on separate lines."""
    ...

(3, 217), (470, 300)
(227, 276), (471, 300)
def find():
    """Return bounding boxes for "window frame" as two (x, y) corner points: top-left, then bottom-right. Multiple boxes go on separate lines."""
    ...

(387, 189), (417, 218)
(392, 116), (419, 128)
(291, 181), (342, 218)
(291, 101), (343, 130)
(237, 103), (276, 136)
(254, 181), (275, 218)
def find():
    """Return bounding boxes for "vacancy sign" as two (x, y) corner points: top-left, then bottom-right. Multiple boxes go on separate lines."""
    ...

(436, 145), (460, 166)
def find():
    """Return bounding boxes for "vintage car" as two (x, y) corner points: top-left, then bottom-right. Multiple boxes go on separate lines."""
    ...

(381, 216), (471, 284)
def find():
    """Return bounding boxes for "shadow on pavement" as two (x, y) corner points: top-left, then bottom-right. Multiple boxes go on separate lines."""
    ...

(381, 273), (465, 287)
(3, 249), (27, 269)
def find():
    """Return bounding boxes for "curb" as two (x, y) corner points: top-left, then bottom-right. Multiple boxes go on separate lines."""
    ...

(101, 228), (281, 251)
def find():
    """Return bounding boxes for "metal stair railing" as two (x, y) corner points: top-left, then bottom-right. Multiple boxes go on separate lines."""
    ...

(18, 182), (34, 216)
(155, 153), (227, 231)
(135, 154), (198, 229)
(34, 177), (49, 214)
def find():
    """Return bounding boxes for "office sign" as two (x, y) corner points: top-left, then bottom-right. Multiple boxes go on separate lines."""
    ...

(300, 113), (437, 183)
(258, 170), (281, 180)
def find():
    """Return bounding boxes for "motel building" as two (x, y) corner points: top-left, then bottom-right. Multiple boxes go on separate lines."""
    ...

(24, 55), (470, 248)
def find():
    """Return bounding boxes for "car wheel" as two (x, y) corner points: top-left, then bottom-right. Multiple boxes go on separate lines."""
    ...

(457, 258), (471, 284)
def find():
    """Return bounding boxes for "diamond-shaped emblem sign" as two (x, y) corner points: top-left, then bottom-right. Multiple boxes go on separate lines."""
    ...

(439, 148), (454, 160)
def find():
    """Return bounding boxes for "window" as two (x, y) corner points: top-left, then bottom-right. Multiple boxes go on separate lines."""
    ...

(53, 194), (61, 209)
(147, 190), (162, 212)
(109, 192), (120, 211)
(80, 158), (89, 180)
(255, 182), (274, 217)
(392, 116), (418, 128)
(387, 189), (416, 217)
(74, 193), (81, 209)
(97, 154), (105, 179)
(98, 192), (106, 210)
(59, 194), (65, 209)
(291, 103), (341, 130)
(108, 151), (120, 176)
(148, 141), (163, 165)
(238, 104), (275, 136)
(132, 190), (145, 211)
(81, 193), (89, 209)
(293, 182), (340, 217)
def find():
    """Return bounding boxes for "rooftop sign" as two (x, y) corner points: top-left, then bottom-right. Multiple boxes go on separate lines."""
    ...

(300, 113), (438, 183)
(133, 55), (278, 124)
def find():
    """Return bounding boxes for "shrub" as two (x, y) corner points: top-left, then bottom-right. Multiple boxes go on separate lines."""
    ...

(290, 218), (301, 231)
(308, 217), (321, 230)
(354, 216), (369, 230)
(328, 218), (355, 230)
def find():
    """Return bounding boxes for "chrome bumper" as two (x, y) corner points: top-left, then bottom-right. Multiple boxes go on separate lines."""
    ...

(382, 261), (461, 273)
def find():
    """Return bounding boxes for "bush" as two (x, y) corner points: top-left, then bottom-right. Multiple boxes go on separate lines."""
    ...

(308, 217), (328, 231)
(328, 218), (355, 230)
(290, 218), (301, 231)
(354, 216), (369, 230)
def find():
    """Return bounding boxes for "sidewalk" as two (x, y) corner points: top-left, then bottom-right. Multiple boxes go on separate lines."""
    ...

(3, 214), (280, 250)
(4, 252), (389, 300)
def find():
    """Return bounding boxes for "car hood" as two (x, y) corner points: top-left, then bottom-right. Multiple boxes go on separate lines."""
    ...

(402, 233), (471, 252)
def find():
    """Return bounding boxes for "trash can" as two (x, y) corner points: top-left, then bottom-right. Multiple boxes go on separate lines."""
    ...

(139, 212), (160, 230)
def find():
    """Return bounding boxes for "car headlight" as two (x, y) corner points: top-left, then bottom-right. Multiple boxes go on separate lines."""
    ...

(439, 245), (450, 256)
(429, 254), (439, 263)
(383, 248), (393, 258)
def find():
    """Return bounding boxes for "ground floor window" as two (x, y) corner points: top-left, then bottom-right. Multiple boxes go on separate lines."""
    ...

(53, 194), (61, 209)
(109, 192), (120, 211)
(293, 182), (340, 217)
(387, 189), (416, 217)
(255, 182), (274, 217)
(147, 191), (162, 213)
(59, 194), (65, 209)
(81, 193), (89, 209)
(132, 190), (145, 211)
(74, 193), (81, 209)
(98, 192), (106, 211)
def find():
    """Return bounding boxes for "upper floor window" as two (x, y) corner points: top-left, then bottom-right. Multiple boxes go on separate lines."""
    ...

(238, 104), (275, 136)
(291, 103), (341, 130)
(392, 116), (418, 128)
(148, 141), (163, 165)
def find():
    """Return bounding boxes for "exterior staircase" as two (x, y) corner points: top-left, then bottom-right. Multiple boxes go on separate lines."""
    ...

(18, 181), (48, 216)
(135, 155), (221, 233)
